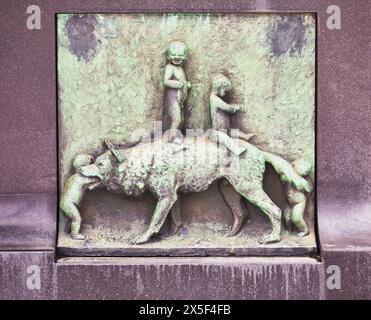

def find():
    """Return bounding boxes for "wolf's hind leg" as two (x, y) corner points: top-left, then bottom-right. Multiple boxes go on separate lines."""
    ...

(235, 188), (282, 244)
(170, 199), (182, 235)
(219, 180), (247, 236)
(283, 207), (293, 231)
(130, 194), (178, 245)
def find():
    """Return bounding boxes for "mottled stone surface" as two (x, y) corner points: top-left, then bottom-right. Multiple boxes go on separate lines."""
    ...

(270, 16), (306, 57)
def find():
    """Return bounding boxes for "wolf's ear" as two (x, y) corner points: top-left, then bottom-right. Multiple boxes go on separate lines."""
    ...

(103, 139), (126, 162)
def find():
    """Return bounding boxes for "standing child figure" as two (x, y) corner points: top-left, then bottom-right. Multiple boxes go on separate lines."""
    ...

(59, 154), (101, 240)
(163, 41), (191, 143)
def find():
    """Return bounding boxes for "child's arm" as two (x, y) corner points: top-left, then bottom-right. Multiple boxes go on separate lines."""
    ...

(163, 65), (183, 89)
(87, 181), (102, 190)
(212, 95), (240, 114)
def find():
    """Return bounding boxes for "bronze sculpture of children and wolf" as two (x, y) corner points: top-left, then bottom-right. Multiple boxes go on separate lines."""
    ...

(60, 40), (313, 245)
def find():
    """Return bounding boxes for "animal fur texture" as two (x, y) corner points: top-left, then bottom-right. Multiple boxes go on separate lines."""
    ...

(80, 137), (311, 244)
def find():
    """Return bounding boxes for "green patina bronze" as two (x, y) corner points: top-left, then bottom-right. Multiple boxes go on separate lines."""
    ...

(58, 13), (316, 250)
(61, 136), (311, 244)
(163, 40), (191, 143)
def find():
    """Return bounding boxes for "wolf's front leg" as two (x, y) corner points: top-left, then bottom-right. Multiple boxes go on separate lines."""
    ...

(130, 194), (178, 245)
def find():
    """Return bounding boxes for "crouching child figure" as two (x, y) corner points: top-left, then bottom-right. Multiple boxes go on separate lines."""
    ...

(59, 153), (101, 240)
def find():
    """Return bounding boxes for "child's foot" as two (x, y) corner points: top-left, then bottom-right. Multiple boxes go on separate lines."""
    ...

(296, 230), (309, 237)
(230, 145), (246, 155)
(71, 233), (86, 240)
(238, 132), (255, 142)
(236, 146), (246, 155)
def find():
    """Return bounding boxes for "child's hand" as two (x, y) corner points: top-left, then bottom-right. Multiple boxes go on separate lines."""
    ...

(177, 82), (184, 89)
(232, 104), (240, 113)
(187, 81), (192, 89)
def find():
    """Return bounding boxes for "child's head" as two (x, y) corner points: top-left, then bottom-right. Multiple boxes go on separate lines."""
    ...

(167, 41), (188, 66)
(211, 74), (232, 97)
(72, 153), (94, 170)
(292, 158), (312, 177)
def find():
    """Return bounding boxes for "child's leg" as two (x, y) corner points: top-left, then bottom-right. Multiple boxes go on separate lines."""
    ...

(287, 188), (309, 237)
(235, 131), (255, 142)
(291, 200), (309, 237)
(60, 202), (85, 240)
(211, 130), (246, 155)
(169, 102), (183, 143)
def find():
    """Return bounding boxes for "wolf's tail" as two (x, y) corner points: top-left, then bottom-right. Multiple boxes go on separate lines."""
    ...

(263, 152), (312, 193)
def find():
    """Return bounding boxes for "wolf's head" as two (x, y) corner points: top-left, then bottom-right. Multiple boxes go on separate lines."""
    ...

(80, 150), (114, 183)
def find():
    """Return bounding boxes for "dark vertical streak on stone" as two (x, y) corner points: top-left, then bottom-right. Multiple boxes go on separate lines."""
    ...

(66, 15), (98, 62)
(271, 16), (306, 57)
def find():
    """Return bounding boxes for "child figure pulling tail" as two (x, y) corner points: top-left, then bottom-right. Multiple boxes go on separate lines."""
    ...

(209, 73), (254, 155)
(283, 158), (313, 237)
(163, 40), (191, 144)
(59, 154), (101, 240)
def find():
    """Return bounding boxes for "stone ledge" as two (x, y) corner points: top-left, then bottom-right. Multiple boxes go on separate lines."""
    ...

(0, 193), (57, 251)
(55, 256), (324, 299)
(317, 199), (371, 251)
(2, 250), (371, 299)
(0, 251), (55, 299)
